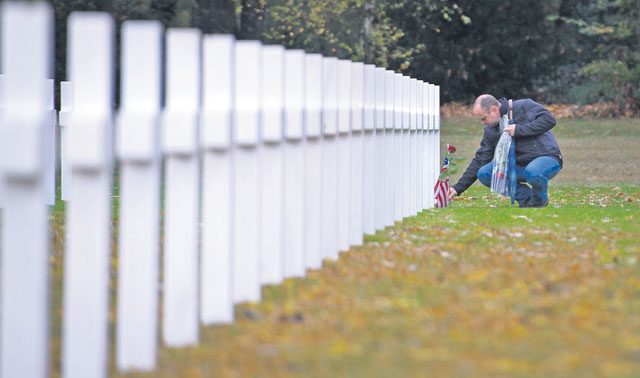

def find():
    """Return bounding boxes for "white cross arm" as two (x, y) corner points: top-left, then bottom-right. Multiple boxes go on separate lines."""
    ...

(67, 12), (114, 171)
(410, 78), (417, 130)
(305, 53), (323, 138)
(262, 44), (285, 143)
(384, 71), (394, 129)
(351, 62), (364, 132)
(201, 34), (235, 149)
(393, 73), (403, 130)
(322, 57), (338, 136)
(337, 60), (352, 134)
(436, 85), (441, 129)
(374, 67), (385, 130)
(284, 49), (305, 140)
(363, 64), (375, 131)
(402, 76), (411, 130)
(234, 40), (262, 146)
(117, 20), (162, 163)
(59, 81), (73, 126)
(0, 3), (52, 178)
(162, 28), (201, 156)
(417, 79), (423, 130)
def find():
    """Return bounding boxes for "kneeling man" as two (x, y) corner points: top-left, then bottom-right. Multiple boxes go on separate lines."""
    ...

(448, 94), (562, 207)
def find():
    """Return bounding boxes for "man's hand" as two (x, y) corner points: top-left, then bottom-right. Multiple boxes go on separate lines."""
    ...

(448, 187), (457, 200)
(504, 124), (516, 137)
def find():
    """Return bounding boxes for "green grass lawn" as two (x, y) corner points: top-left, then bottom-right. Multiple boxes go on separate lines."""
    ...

(111, 185), (639, 378)
(33, 116), (640, 377)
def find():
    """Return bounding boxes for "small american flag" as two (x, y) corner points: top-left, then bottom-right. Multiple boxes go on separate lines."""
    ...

(434, 158), (450, 208)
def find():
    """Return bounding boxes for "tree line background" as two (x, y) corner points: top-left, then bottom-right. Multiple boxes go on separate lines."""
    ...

(50, 0), (640, 113)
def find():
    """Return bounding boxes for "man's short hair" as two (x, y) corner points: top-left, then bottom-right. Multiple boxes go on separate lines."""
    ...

(475, 94), (500, 113)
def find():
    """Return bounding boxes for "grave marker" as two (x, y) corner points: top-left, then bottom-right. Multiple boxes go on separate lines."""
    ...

(393, 73), (403, 222)
(63, 11), (114, 378)
(402, 76), (411, 218)
(161, 28), (201, 346)
(337, 60), (352, 251)
(417, 80), (424, 211)
(322, 57), (340, 261)
(374, 67), (386, 231)
(422, 82), (431, 209)
(350, 62), (364, 246)
(409, 78), (418, 216)
(115, 20), (163, 371)
(363, 64), (376, 235)
(233, 40), (263, 299)
(384, 70), (395, 226)
(284, 49), (306, 277)
(0, 3), (52, 377)
(305, 53), (324, 269)
(201, 34), (235, 322)
(260, 44), (285, 283)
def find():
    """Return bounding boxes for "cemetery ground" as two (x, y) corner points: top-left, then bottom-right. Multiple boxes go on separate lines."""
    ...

(43, 116), (639, 377)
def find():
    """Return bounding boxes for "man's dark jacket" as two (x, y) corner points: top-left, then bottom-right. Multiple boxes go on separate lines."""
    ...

(452, 98), (562, 195)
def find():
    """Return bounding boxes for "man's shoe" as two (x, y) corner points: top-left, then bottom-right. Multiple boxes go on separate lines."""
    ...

(518, 198), (532, 208)
(519, 198), (549, 208)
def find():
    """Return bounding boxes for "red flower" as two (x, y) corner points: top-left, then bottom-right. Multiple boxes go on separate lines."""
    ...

(441, 167), (448, 172)
(447, 144), (457, 153)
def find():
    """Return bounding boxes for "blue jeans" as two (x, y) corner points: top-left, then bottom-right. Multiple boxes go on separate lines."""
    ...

(477, 156), (561, 207)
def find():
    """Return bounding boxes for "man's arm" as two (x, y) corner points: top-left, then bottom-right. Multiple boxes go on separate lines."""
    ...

(452, 128), (495, 195)
(514, 99), (556, 138)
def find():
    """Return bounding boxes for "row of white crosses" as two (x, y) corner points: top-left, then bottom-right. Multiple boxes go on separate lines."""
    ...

(0, 3), (441, 378)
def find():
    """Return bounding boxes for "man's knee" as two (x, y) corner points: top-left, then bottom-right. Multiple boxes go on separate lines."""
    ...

(477, 165), (492, 186)
(524, 166), (546, 184)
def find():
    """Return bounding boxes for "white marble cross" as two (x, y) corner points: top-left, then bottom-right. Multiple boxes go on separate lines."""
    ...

(201, 34), (235, 323)
(63, 11), (114, 378)
(161, 27), (201, 347)
(337, 59), (352, 252)
(304, 53), (324, 270)
(384, 70), (396, 226)
(321, 57), (340, 261)
(233, 40), (263, 301)
(363, 64), (376, 235)
(260, 44), (286, 284)
(115, 20), (163, 371)
(283, 49), (306, 277)
(393, 73), (404, 222)
(374, 67), (387, 231)
(0, 3), (52, 378)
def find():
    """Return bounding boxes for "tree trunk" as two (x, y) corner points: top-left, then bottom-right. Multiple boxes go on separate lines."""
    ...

(363, 0), (375, 63)
(238, 0), (264, 39)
